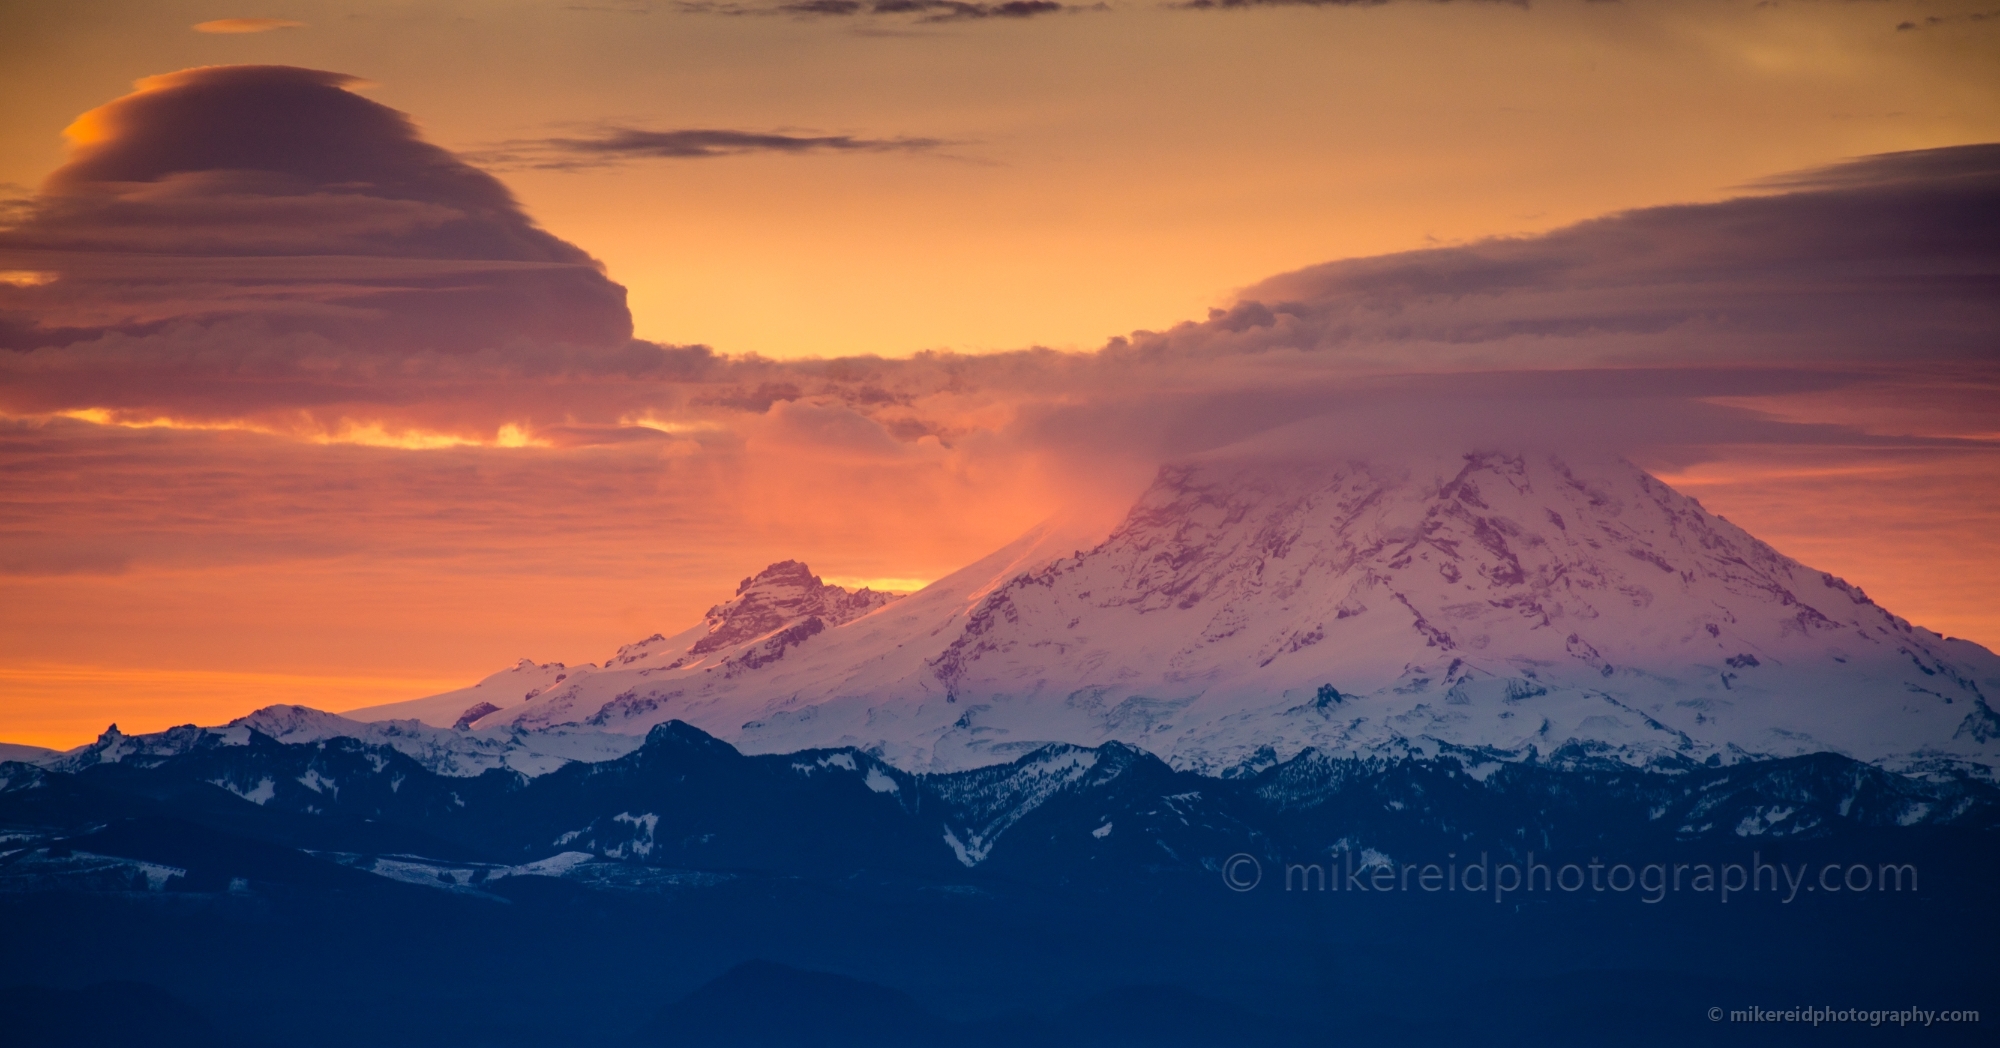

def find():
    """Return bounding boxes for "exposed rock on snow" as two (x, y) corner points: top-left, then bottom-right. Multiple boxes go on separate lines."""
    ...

(380, 451), (2000, 776)
(343, 658), (588, 730)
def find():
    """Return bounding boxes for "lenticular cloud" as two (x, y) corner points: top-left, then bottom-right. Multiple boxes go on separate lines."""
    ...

(0, 65), (632, 364)
(3, 68), (1996, 467)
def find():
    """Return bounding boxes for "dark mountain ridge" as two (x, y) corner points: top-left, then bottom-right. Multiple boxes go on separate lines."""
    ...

(6, 718), (1996, 893)
(4, 722), (1996, 1047)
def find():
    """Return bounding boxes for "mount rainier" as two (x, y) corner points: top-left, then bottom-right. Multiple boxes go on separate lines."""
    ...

(11, 448), (2000, 1048)
(341, 449), (2000, 778)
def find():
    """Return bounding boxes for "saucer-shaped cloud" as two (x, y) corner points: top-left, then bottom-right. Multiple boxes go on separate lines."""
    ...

(0, 66), (633, 379)
(0, 71), (1995, 665)
(1, 65), (1994, 511)
(1116, 142), (2000, 375)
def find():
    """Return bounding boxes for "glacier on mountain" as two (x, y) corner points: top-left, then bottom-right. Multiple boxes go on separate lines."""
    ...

(331, 450), (2000, 777)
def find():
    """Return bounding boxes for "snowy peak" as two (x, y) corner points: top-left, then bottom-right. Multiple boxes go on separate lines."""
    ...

(695, 561), (899, 658)
(42, 705), (644, 779)
(903, 450), (1998, 771)
(603, 561), (899, 673)
(44, 721), (216, 773)
(1005, 451), (1850, 674)
(0, 742), (56, 765)
(343, 450), (1999, 778)
(342, 658), (587, 729)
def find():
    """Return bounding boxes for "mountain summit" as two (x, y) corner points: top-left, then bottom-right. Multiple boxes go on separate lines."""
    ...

(605, 560), (902, 673)
(359, 451), (2000, 775)
(345, 563), (899, 730)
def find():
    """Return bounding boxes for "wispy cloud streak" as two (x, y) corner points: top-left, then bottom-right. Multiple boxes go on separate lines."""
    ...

(676, 0), (1083, 21)
(1896, 9), (2000, 31)
(472, 126), (950, 170)
(192, 18), (306, 33)
(1176, 0), (1517, 7)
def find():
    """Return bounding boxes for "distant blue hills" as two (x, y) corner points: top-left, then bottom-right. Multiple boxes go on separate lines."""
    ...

(2, 720), (1996, 1046)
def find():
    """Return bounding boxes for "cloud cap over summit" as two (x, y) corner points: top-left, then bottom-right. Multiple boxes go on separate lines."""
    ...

(0, 63), (1995, 745)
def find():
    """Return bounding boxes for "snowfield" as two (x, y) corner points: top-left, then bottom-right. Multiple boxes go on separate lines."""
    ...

(313, 449), (2000, 778)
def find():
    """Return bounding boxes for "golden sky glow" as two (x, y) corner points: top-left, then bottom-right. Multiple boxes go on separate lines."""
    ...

(192, 18), (307, 34)
(51, 409), (554, 450)
(0, 0), (1996, 748)
(4, 1), (1998, 359)
(0, 663), (460, 749)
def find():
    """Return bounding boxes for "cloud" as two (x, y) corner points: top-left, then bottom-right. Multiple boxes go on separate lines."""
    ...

(2, 72), (1998, 689)
(472, 126), (949, 171)
(192, 18), (307, 33)
(677, 0), (1084, 21)
(1122, 142), (2000, 374)
(1742, 141), (2000, 193)
(825, 0), (1071, 21)
(0, 65), (633, 378)
(1176, 0), (1520, 9)
(0, 69), (1995, 631)
(4, 67), (1995, 466)
(1896, 9), (1999, 31)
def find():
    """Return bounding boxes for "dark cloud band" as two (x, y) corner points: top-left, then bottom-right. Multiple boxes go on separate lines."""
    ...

(677, 0), (1081, 20)
(1176, 0), (1522, 9)
(792, 0), (1069, 20)
(472, 127), (949, 170)
(1896, 10), (1999, 31)
(0, 65), (1994, 494)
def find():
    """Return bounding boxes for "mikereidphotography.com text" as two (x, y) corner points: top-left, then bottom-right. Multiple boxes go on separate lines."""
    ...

(1223, 851), (1918, 904)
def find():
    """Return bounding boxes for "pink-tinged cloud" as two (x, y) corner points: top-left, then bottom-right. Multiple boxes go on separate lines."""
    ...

(192, 18), (306, 34)
(3, 65), (1993, 459)
(0, 66), (632, 378)
(1130, 143), (2000, 372)
(0, 66), (1997, 723)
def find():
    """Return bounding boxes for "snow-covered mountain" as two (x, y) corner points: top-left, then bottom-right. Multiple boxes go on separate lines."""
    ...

(46, 704), (642, 778)
(342, 658), (588, 730)
(0, 742), (55, 764)
(345, 562), (901, 730)
(361, 450), (1999, 777)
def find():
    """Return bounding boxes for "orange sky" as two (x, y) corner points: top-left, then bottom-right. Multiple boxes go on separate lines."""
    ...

(6, 0), (1998, 359)
(0, 0), (1996, 748)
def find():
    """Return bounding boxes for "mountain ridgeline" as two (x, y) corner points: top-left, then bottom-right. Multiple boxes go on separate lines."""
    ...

(8, 450), (2000, 1046)
(354, 450), (2000, 777)
(8, 714), (2000, 895)
(3, 717), (1997, 1045)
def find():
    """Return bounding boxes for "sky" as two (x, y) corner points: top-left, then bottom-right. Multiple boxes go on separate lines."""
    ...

(0, 0), (1996, 748)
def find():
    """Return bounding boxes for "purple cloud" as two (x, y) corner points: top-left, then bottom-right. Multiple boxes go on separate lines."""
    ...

(474, 126), (949, 171)
(0, 66), (634, 360)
